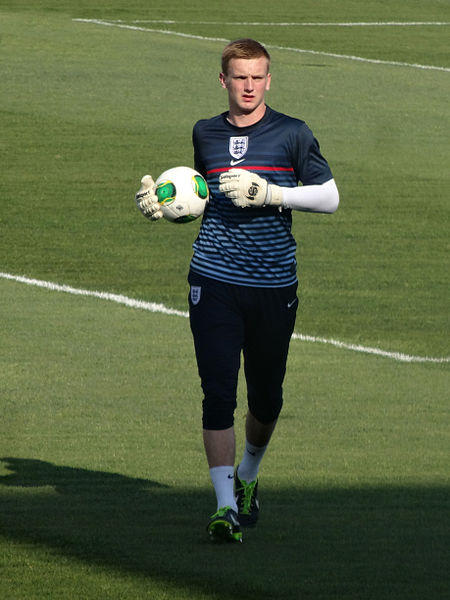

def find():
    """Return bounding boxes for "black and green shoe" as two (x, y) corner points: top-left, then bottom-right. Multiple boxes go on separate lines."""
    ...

(207, 506), (242, 543)
(235, 470), (259, 527)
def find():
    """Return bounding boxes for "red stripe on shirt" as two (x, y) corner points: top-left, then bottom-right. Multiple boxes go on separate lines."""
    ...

(207, 166), (295, 175)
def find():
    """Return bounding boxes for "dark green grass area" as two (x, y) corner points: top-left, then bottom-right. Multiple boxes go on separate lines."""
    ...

(1, 460), (448, 600)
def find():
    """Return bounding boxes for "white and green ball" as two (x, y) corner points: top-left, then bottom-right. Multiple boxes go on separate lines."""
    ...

(155, 166), (209, 223)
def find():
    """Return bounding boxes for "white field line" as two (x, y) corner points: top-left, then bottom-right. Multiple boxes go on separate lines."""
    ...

(129, 20), (450, 27)
(291, 333), (449, 364)
(72, 18), (450, 73)
(0, 272), (188, 318)
(2, 272), (449, 364)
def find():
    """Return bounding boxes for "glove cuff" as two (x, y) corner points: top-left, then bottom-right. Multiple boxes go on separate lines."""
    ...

(266, 184), (283, 206)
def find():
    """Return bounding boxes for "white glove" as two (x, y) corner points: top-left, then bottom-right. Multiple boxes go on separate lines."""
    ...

(218, 169), (283, 208)
(135, 175), (163, 221)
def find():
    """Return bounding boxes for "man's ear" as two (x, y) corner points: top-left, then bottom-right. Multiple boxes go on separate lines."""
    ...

(219, 72), (227, 89)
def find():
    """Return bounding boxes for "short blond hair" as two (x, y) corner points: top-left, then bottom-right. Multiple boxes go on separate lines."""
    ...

(221, 38), (271, 75)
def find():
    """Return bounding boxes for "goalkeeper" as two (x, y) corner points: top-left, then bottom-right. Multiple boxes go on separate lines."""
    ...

(136, 38), (339, 543)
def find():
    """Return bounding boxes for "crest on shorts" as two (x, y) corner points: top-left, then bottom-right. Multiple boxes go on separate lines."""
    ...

(190, 286), (201, 305)
(229, 136), (248, 160)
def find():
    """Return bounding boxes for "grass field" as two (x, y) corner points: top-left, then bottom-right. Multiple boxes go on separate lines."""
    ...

(1, 1), (449, 598)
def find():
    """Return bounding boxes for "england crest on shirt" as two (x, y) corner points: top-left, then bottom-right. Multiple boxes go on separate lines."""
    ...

(229, 136), (248, 160)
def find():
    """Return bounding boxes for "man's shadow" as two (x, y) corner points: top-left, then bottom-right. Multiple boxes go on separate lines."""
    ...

(0, 457), (448, 600)
(0, 457), (231, 595)
(0, 456), (166, 495)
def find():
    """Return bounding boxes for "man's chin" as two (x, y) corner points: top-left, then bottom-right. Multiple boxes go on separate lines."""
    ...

(239, 101), (258, 114)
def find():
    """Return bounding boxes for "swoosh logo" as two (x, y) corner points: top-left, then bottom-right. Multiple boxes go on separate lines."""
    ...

(230, 159), (245, 166)
(287, 298), (298, 308)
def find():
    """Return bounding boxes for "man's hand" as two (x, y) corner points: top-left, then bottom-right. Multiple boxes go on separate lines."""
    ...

(135, 175), (163, 221)
(218, 169), (283, 208)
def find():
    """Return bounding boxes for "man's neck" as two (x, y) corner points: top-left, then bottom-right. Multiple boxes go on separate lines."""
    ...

(227, 104), (267, 128)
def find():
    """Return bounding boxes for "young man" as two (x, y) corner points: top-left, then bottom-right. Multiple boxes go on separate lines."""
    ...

(136, 39), (339, 543)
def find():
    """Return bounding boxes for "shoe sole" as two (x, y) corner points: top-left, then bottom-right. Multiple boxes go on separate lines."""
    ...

(207, 519), (242, 543)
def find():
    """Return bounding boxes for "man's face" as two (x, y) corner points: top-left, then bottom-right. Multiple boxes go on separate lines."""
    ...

(220, 56), (271, 116)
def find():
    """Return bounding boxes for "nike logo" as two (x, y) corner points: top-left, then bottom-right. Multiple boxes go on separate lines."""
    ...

(227, 474), (234, 479)
(230, 159), (245, 166)
(287, 298), (297, 308)
(229, 513), (239, 526)
(247, 450), (256, 456)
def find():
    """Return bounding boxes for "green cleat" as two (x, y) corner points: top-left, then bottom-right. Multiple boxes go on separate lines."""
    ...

(207, 506), (242, 543)
(235, 470), (259, 527)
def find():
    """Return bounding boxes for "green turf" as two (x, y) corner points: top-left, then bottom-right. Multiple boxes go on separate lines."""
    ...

(1, 278), (449, 599)
(1, 1), (449, 598)
(1, 2), (449, 356)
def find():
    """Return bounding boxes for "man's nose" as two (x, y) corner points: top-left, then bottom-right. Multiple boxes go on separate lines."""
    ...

(244, 77), (254, 90)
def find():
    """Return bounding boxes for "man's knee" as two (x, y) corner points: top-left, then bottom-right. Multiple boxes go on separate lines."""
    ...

(248, 388), (283, 424)
(202, 395), (237, 429)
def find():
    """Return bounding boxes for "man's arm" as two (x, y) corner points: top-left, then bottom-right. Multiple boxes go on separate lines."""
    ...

(219, 169), (339, 213)
(280, 178), (339, 213)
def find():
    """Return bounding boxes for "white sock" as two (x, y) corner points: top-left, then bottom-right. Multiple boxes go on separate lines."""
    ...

(237, 441), (268, 483)
(209, 466), (238, 512)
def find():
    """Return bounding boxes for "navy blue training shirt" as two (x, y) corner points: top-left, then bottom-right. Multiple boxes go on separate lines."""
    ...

(190, 106), (333, 287)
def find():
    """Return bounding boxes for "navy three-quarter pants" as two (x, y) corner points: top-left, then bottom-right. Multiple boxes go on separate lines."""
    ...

(188, 270), (298, 430)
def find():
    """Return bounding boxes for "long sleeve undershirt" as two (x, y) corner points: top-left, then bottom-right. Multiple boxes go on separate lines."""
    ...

(280, 178), (339, 213)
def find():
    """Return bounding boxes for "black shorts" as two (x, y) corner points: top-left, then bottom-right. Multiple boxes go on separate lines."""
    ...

(188, 271), (298, 430)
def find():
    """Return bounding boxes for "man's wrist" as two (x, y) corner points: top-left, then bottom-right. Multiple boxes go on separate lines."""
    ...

(266, 184), (283, 206)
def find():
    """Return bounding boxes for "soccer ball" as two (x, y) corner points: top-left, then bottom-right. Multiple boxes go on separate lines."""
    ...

(155, 166), (209, 223)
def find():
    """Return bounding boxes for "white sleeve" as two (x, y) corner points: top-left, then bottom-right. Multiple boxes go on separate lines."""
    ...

(280, 178), (339, 213)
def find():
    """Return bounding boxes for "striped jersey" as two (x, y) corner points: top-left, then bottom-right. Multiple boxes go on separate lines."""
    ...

(190, 106), (333, 287)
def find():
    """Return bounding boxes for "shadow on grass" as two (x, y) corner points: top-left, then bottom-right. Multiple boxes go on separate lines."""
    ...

(0, 457), (448, 600)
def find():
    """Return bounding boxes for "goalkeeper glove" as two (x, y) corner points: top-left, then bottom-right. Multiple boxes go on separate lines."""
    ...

(219, 169), (283, 208)
(135, 175), (163, 221)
